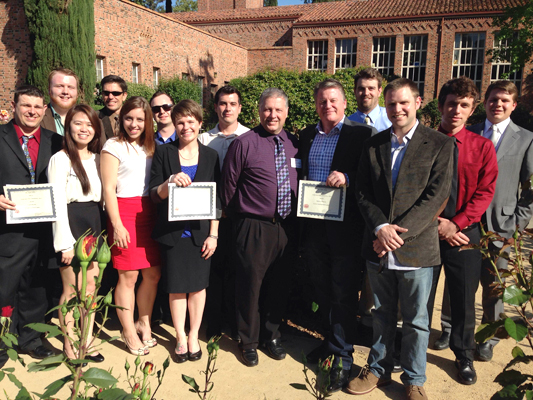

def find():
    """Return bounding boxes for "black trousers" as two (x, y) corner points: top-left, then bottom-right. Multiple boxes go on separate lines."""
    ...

(204, 217), (238, 337)
(427, 224), (482, 360)
(234, 216), (296, 350)
(0, 236), (48, 366)
(302, 219), (363, 369)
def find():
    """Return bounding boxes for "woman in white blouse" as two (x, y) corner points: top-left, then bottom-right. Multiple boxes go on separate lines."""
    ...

(101, 97), (160, 356)
(47, 104), (104, 363)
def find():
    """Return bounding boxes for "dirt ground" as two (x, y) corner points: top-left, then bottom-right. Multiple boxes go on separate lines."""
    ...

(3, 268), (529, 400)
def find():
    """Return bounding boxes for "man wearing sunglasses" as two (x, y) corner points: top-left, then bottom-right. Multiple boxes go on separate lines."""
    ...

(150, 91), (176, 145)
(98, 75), (128, 139)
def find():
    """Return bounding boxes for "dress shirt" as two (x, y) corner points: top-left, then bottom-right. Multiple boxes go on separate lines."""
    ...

(221, 125), (298, 219)
(50, 105), (65, 136)
(308, 117), (344, 182)
(348, 106), (391, 133)
(375, 120), (419, 271)
(482, 118), (512, 152)
(14, 123), (41, 169)
(155, 130), (176, 145)
(99, 108), (120, 138)
(198, 122), (250, 168)
(439, 125), (498, 230)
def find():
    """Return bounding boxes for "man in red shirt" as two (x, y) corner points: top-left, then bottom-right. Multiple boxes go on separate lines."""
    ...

(427, 77), (498, 385)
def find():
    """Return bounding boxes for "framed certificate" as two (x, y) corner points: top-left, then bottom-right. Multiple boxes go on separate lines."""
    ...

(168, 182), (216, 221)
(4, 184), (58, 224)
(297, 180), (346, 221)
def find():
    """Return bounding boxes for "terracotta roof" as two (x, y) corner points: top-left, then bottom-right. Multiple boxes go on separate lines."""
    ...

(172, 0), (527, 24)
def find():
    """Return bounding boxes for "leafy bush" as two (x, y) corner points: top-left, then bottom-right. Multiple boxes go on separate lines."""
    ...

(126, 83), (156, 101)
(417, 98), (441, 129)
(157, 76), (202, 105)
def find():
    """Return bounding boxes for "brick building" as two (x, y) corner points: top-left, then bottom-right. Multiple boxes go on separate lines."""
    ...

(174, 0), (532, 101)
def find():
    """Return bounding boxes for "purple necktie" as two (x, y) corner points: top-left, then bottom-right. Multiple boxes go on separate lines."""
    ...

(274, 136), (291, 219)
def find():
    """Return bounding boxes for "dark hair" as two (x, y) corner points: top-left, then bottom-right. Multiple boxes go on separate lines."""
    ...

(354, 68), (383, 88)
(214, 85), (242, 104)
(484, 80), (519, 103)
(438, 77), (479, 107)
(63, 104), (102, 195)
(48, 68), (79, 88)
(101, 75), (128, 93)
(171, 99), (203, 124)
(383, 78), (420, 99)
(313, 78), (346, 100)
(149, 91), (174, 106)
(118, 97), (155, 157)
(14, 85), (45, 104)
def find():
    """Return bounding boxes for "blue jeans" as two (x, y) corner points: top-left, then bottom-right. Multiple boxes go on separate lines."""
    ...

(366, 261), (433, 387)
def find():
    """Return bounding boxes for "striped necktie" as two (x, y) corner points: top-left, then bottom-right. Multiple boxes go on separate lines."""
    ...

(22, 135), (36, 184)
(274, 136), (291, 219)
(364, 115), (371, 125)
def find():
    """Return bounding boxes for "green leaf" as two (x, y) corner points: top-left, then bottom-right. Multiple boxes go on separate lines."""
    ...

(512, 346), (526, 358)
(2, 335), (12, 347)
(83, 368), (118, 388)
(162, 356), (170, 370)
(7, 372), (23, 389)
(25, 323), (63, 338)
(7, 348), (18, 361)
(290, 383), (308, 390)
(311, 302), (319, 313)
(503, 285), (531, 306)
(0, 370), (4, 382)
(526, 390), (533, 400)
(98, 388), (136, 400)
(475, 320), (505, 343)
(497, 384), (519, 398)
(495, 370), (527, 386)
(13, 386), (32, 400)
(27, 354), (64, 372)
(3, 367), (15, 372)
(40, 375), (71, 398)
(505, 318), (528, 342)
(5, 333), (18, 346)
(182, 374), (200, 391)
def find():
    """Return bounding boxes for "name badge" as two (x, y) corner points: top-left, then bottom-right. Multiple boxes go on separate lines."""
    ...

(291, 158), (302, 169)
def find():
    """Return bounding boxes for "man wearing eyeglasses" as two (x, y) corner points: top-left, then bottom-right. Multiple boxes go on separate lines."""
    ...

(98, 75), (128, 139)
(150, 91), (176, 145)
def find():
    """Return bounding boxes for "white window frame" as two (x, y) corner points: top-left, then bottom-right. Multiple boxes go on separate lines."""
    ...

(153, 67), (160, 87)
(402, 35), (428, 98)
(198, 76), (204, 106)
(132, 63), (140, 84)
(95, 57), (104, 82)
(335, 38), (357, 72)
(491, 33), (523, 94)
(452, 33), (486, 89)
(307, 40), (328, 71)
(372, 37), (396, 77)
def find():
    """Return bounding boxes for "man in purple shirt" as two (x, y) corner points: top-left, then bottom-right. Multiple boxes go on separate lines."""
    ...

(222, 88), (298, 367)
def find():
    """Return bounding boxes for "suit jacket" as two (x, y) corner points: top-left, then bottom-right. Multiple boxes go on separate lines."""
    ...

(299, 118), (376, 227)
(40, 107), (56, 132)
(355, 123), (454, 266)
(149, 140), (221, 247)
(0, 121), (63, 257)
(469, 120), (533, 238)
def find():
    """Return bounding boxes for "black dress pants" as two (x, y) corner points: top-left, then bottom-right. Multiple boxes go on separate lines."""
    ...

(234, 215), (296, 350)
(427, 224), (482, 360)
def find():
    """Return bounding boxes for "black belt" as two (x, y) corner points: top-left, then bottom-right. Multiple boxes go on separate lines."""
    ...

(462, 223), (479, 233)
(238, 213), (283, 224)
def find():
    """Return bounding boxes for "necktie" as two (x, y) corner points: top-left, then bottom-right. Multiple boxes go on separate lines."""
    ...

(273, 136), (291, 219)
(489, 125), (500, 148)
(364, 115), (371, 125)
(443, 138), (458, 218)
(22, 135), (36, 184)
(113, 115), (119, 136)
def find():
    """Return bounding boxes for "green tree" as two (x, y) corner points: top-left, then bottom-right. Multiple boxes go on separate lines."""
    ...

(303, 0), (339, 3)
(24, 0), (96, 104)
(173, 0), (198, 12)
(264, 0), (278, 6)
(132, 0), (161, 10)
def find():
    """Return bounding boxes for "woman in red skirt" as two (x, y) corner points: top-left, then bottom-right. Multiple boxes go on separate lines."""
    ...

(101, 97), (161, 356)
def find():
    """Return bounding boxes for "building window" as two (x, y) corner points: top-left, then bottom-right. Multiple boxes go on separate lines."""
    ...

(335, 38), (357, 71)
(153, 68), (160, 87)
(210, 84), (218, 99)
(132, 63), (140, 84)
(372, 37), (396, 77)
(402, 35), (427, 98)
(307, 40), (328, 71)
(198, 76), (204, 106)
(491, 33), (522, 94)
(95, 57), (105, 82)
(452, 33), (485, 89)
(182, 73), (190, 81)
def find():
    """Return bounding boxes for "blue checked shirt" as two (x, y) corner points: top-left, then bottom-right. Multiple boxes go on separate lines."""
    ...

(308, 117), (345, 182)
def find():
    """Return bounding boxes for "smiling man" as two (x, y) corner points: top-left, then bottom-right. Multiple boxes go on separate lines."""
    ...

(41, 68), (78, 136)
(427, 77), (497, 386)
(348, 68), (391, 132)
(350, 78), (453, 400)
(221, 88), (298, 367)
(467, 81), (533, 363)
(298, 78), (376, 392)
(0, 85), (62, 368)
(150, 91), (176, 145)
(98, 75), (128, 139)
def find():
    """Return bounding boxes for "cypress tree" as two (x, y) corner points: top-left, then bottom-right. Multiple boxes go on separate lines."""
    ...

(24, 0), (96, 104)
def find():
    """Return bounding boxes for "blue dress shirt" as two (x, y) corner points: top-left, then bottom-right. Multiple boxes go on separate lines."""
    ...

(348, 106), (391, 133)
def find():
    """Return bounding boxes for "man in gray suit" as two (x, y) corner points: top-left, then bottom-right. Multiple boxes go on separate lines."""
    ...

(348, 78), (453, 400)
(468, 80), (533, 362)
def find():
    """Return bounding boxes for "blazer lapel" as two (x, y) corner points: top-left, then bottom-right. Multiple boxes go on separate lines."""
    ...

(2, 122), (29, 172)
(301, 127), (317, 180)
(195, 143), (210, 181)
(36, 130), (52, 178)
(167, 142), (182, 175)
(496, 121), (520, 161)
(378, 127), (393, 198)
(330, 122), (350, 172)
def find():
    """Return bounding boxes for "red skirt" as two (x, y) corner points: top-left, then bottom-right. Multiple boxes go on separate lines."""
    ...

(108, 197), (161, 270)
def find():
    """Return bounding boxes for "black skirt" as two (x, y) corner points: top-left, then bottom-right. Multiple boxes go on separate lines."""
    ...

(162, 237), (211, 293)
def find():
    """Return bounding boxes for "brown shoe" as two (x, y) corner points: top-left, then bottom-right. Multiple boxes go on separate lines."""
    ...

(346, 366), (392, 395)
(406, 385), (428, 400)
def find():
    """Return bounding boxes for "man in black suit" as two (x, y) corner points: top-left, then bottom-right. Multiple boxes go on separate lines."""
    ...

(299, 78), (376, 392)
(348, 79), (453, 400)
(0, 85), (63, 367)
